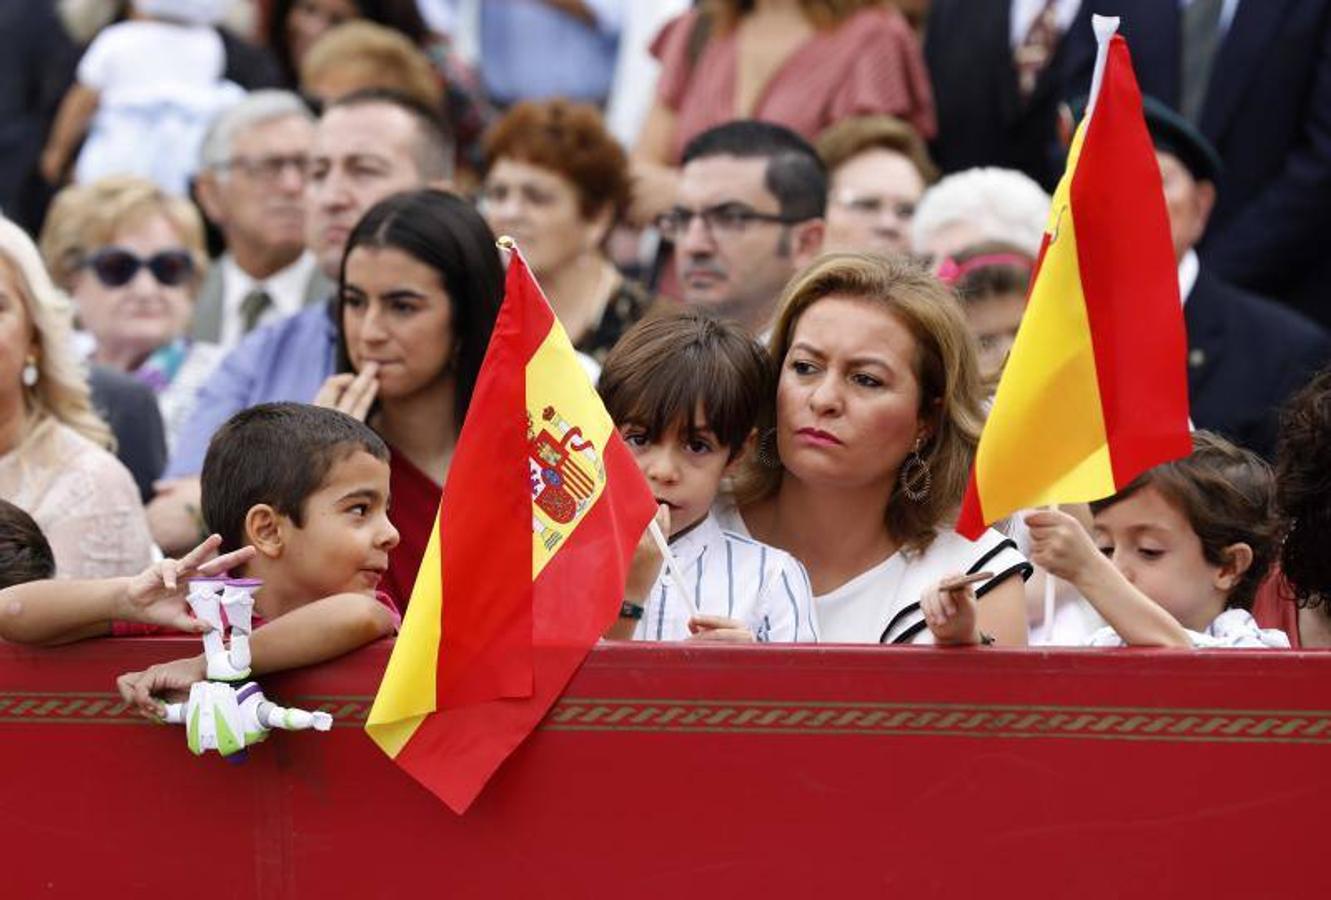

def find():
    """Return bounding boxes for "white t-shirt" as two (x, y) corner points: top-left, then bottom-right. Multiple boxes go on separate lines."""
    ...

(714, 499), (1031, 644)
(1086, 608), (1291, 649)
(634, 513), (818, 643)
(78, 21), (225, 97)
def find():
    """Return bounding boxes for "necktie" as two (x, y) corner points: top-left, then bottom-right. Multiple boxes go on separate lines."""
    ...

(239, 286), (273, 334)
(1014, 0), (1062, 102)
(1181, 0), (1225, 124)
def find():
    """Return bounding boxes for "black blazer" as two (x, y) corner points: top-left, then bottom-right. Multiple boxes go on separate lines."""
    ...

(1063, 0), (1331, 323)
(925, 0), (1070, 190)
(1185, 265), (1331, 459)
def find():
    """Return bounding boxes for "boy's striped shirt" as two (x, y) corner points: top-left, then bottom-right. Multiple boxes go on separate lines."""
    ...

(633, 514), (818, 643)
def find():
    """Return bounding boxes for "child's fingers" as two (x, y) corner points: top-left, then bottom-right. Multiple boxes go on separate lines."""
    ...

(115, 671), (141, 707)
(688, 627), (756, 643)
(196, 545), (256, 577)
(159, 559), (179, 592)
(688, 614), (745, 632)
(175, 533), (223, 573)
(131, 677), (165, 718)
(938, 572), (992, 591)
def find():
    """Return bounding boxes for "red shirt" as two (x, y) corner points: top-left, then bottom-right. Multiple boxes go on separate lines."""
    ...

(385, 446), (444, 613)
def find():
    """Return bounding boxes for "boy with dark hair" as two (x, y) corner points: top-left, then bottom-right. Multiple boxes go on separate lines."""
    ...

(600, 310), (817, 643)
(0, 500), (56, 589)
(117, 403), (401, 714)
(0, 403), (401, 713)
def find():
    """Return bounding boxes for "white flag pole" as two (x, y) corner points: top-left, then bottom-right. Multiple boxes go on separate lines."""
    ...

(648, 519), (700, 619)
(1043, 505), (1058, 638)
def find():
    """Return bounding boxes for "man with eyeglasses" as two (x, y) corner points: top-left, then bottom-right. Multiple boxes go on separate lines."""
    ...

(193, 90), (324, 350)
(662, 120), (826, 338)
(147, 89), (453, 554)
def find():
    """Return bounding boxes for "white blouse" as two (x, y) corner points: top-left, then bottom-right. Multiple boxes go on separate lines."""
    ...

(713, 499), (1031, 644)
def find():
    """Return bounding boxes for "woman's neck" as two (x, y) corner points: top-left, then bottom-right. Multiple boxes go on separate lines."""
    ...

(536, 252), (618, 347)
(753, 0), (805, 14)
(376, 377), (457, 487)
(0, 389), (31, 456)
(746, 475), (899, 595)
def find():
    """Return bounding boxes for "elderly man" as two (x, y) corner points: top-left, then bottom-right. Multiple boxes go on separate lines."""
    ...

(662, 120), (826, 337)
(193, 90), (324, 349)
(1139, 96), (1329, 459)
(149, 88), (454, 552)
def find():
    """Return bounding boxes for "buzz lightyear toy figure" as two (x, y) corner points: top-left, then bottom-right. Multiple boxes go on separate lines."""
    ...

(160, 577), (332, 758)
(163, 681), (332, 758)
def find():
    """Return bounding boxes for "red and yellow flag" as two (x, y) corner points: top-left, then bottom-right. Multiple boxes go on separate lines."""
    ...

(956, 17), (1191, 539)
(366, 248), (656, 813)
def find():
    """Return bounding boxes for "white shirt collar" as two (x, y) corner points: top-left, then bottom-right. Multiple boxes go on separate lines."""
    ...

(668, 511), (724, 564)
(218, 251), (319, 346)
(1010, 0), (1083, 50)
(1178, 249), (1200, 306)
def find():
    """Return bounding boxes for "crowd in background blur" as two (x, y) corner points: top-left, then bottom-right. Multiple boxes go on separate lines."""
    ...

(3, 0), (1331, 649)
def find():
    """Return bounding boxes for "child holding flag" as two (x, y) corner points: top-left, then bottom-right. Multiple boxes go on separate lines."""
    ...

(599, 310), (818, 643)
(925, 432), (1289, 649)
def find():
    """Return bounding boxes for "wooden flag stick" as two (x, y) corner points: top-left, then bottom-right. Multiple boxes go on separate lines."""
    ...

(648, 519), (700, 619)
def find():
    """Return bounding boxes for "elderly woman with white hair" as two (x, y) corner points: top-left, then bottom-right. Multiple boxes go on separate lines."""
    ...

(909, 166), (1051, 264)
(0, 216), (154, 578)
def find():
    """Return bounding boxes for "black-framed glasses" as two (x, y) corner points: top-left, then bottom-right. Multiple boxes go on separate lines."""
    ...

(220, 154), (311, 182)
(83, 248), (195, 288)
(655, 203), (803, 240)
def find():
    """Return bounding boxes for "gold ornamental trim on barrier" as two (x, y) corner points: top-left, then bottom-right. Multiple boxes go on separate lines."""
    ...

(4, 692), (1331, 745)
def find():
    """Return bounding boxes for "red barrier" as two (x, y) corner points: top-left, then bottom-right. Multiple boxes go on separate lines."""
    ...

(2, 639), (1327, 898)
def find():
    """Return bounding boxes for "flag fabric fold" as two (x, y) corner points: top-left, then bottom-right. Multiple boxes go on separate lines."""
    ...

(366, 249), (656, 813)
(956, 16), (1192, 540)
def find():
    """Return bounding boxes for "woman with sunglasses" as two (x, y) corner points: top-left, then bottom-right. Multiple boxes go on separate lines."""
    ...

(316, 188), (502, 609)
(40, 176), (224, 454)
(0, 214), (154, 579)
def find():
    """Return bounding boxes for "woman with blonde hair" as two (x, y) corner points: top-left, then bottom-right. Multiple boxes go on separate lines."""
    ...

(40, 175), (223, 453)
(716, 252), (1030, 644)
(0, 215), (154, 578)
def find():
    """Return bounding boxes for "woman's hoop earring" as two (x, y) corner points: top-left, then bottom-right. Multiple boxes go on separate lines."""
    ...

(21, 357), (38, 388)
(757, 427), (782, 469)
(899, 438), (931, 502)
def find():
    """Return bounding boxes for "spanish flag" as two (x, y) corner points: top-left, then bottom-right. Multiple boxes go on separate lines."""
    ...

(366, 248), (656, 813)
(956, 17), (1191, 539)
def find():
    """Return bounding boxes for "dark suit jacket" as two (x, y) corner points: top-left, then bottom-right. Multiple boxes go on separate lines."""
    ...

(0, 1), (77, 233)
(88, 366), (167, 504)
(1185, 266), (1331, 459)
(1064, 0), (1331, 323)
(925, 0), (1070, 190)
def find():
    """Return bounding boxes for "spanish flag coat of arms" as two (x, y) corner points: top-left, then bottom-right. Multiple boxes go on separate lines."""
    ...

(366, 248), (656, 813)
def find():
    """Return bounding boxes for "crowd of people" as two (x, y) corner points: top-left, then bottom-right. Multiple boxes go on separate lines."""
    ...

(3, 0), (1331, 714)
